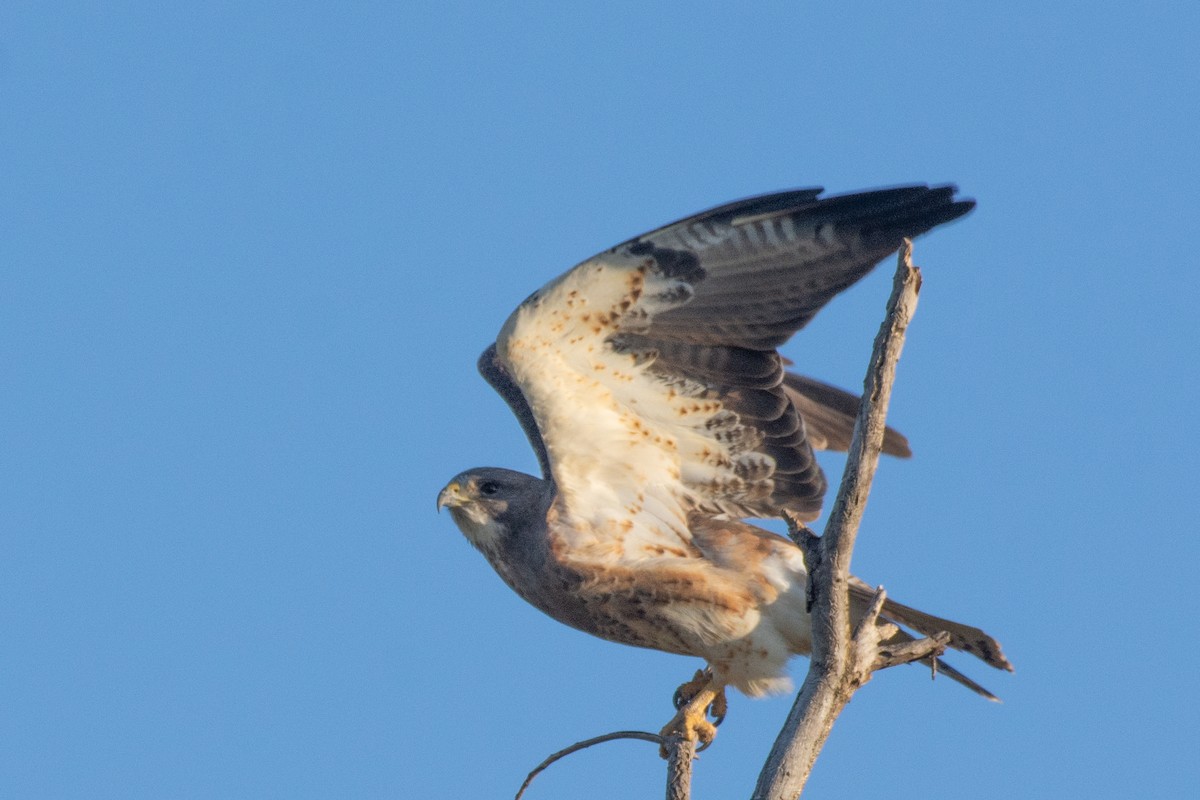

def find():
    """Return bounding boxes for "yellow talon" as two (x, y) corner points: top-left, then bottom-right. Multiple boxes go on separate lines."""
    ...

(709, 685), (728, 726)
(659, 669), (727, 756)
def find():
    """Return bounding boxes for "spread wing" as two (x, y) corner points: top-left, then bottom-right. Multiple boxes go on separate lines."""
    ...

(478, 347), (912, 483)
(487, 186), (973, 556)
(781, 372), (912, 457)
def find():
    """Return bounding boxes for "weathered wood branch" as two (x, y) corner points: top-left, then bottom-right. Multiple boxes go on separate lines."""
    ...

(664, 735), (696, 800)
(513, 730), (665, 800)
(874, 629), (952, 672)
(751, 240), (934, 800)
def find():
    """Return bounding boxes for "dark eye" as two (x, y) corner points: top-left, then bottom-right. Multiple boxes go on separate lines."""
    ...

(478, 481), (500, 496)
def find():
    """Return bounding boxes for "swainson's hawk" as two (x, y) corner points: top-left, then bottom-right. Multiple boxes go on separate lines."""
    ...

(438, 186), (1011, 743)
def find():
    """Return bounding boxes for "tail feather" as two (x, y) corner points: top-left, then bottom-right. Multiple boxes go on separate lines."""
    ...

(927, 655), (1001, 702)
(848, 577), (1013, 700)
(877, 593), (1014, 673)
(782, 372), (912, 458)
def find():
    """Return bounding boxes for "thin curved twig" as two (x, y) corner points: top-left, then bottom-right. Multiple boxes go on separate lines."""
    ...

(514, 730), (665, 800)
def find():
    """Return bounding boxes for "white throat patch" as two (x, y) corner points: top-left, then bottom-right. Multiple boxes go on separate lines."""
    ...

(449, 503), (508, 549)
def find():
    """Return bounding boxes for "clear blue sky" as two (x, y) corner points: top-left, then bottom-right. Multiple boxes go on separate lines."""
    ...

(2, 3), (1197, 798)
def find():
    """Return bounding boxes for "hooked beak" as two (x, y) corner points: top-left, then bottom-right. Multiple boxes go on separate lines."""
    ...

(437, 481), (466, 512)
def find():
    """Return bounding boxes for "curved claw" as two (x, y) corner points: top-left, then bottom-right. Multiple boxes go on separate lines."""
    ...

(709, 687), (728, 727)
(660, 669), (728, 757)
(673, 669), (709, 706)
(671, 669), (728, 723)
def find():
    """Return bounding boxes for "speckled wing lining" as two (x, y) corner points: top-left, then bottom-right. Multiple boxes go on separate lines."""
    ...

(487, 186), (973, 556)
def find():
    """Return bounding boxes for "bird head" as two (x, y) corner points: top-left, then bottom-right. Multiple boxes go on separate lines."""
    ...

(437, 467), (550, 549)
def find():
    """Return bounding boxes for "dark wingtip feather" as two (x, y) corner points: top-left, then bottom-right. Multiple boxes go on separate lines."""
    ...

(851, 185), (975, 243)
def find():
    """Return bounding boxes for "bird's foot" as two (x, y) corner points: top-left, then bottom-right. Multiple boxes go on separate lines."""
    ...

(659, 669), (727, 757)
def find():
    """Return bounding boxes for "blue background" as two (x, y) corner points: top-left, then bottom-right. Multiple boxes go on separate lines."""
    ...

(3, 3), (1197, 797)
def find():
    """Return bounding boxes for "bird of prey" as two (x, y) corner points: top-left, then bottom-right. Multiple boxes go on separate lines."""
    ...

(438, 185), (1011, 745)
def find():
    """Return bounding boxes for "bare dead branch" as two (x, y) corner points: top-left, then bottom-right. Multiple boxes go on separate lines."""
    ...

(844, 585), (951, 676)
(513, 730), (664, 800)
(853, 585), (891, 641)
(658, 668), (725, 798)
(664, 735), (696, 800)
(785, 516), (822, 613)
(874, 632), (952, 672)
(752, 240), (923, 800)
(846, 591), (896, 684)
